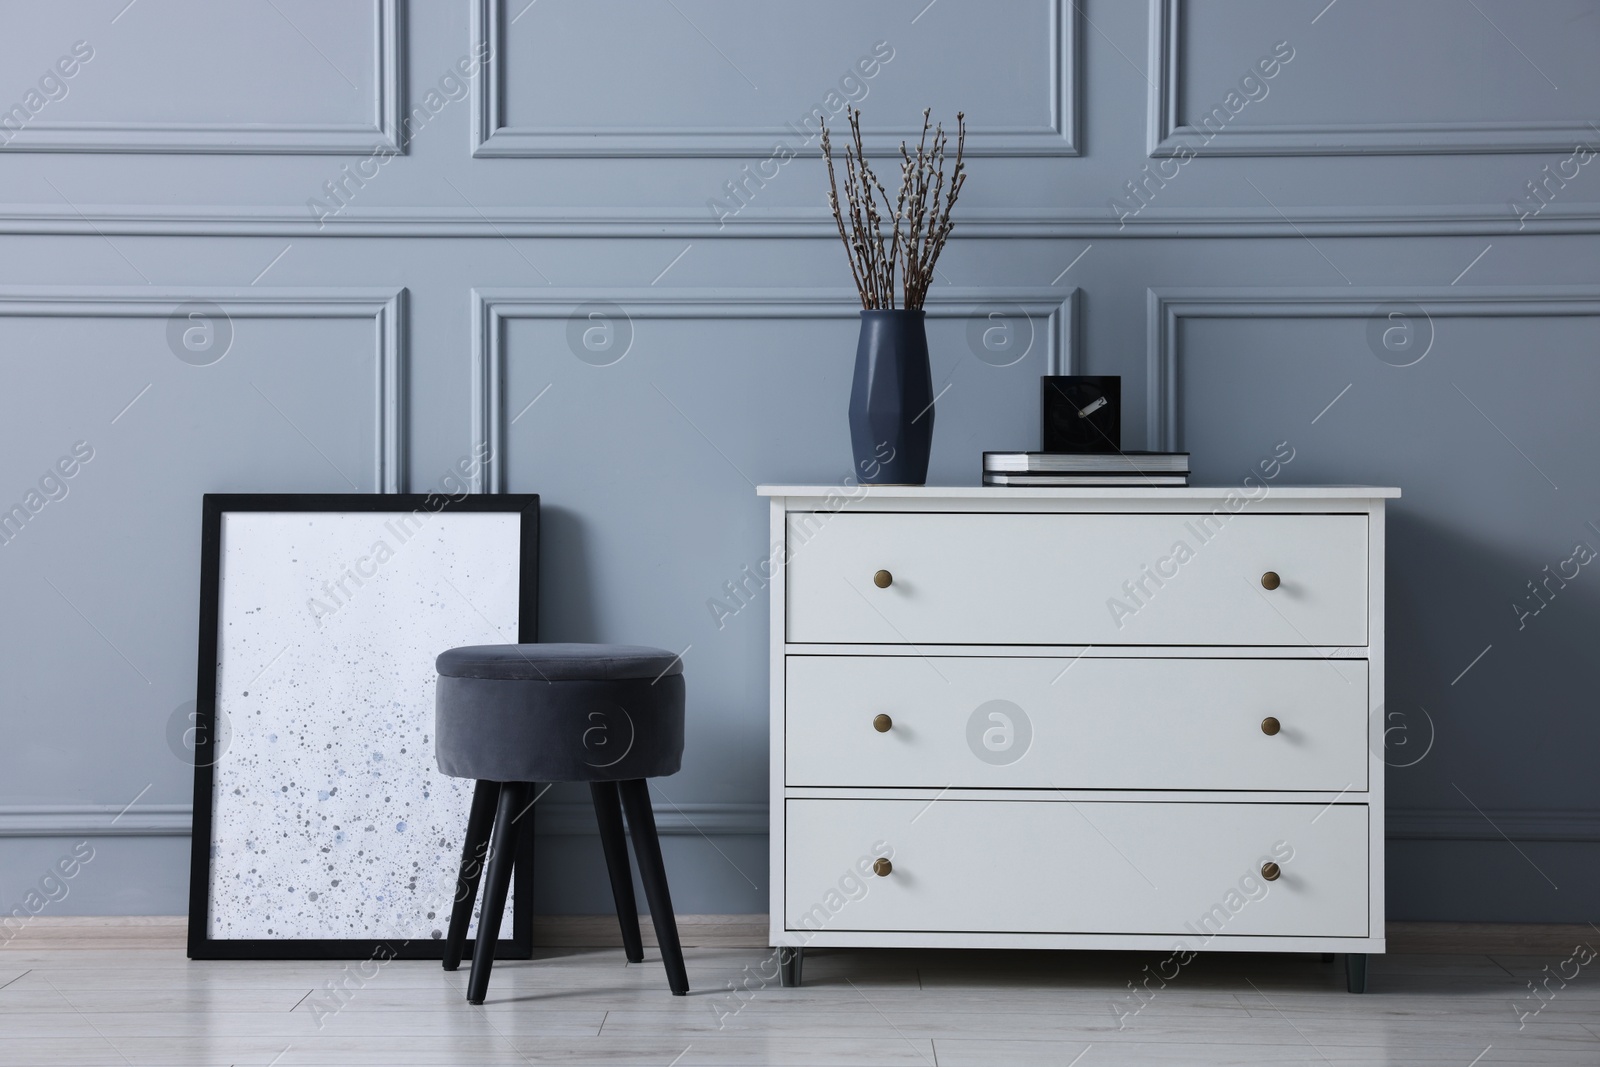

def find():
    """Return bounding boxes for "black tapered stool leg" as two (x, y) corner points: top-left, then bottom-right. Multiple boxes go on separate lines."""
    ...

(444, 780), (502, 972)
(466, 781), (528, 1004)
(617, 779), (689, 995)
(590, 781), (644, 963)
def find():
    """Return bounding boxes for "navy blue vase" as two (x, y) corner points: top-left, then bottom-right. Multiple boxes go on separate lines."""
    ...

(848, 309), (933, 485)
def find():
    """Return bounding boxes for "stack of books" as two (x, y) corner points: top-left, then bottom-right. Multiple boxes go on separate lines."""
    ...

(982, 451), (1190, 487)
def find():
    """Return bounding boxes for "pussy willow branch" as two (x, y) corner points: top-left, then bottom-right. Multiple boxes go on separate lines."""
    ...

(821, 107), (966, 311)
(820, 125), (868, 307)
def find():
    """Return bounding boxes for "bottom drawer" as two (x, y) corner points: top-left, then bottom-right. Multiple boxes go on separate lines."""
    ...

(785, 799), (1367, 937)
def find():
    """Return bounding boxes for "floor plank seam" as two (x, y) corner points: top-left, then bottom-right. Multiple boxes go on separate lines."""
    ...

(38, 972), (131, 1067)
(1487, 953), (1518, 978)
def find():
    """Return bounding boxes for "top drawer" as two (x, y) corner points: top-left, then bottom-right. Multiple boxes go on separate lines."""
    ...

(786, 511), (1367, 646)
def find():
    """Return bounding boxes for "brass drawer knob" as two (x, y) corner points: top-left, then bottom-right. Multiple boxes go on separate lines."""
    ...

(872, 857), (893, 877)
(1261, 716), (1281, 736)
(873, 569), (893, 589)
(1260, 571), (1281, 590)
(1261, 861), (1281, 881)
(873, 713), (893, 733)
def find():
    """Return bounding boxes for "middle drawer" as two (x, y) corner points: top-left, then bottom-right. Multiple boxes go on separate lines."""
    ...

(786, 655), (1369, 791)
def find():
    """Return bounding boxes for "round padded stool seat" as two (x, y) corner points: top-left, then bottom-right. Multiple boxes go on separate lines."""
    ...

(435, 642), (685, 784)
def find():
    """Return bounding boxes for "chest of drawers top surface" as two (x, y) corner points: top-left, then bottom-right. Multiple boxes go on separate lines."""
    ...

(757, 485), (1401, 499)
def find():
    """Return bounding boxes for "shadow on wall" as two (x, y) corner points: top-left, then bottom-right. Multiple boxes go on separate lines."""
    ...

(1383, 506), (1600, 848)
(537, 504), (601, 644)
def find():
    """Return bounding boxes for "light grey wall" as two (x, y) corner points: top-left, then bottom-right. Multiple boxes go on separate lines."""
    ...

(1, 0), (1597, 923)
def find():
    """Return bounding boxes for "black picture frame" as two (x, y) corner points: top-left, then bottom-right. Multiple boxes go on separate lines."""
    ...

(188, 493), (539, 961)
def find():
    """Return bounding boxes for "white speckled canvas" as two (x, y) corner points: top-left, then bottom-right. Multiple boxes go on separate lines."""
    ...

(207, 510), (520, 941)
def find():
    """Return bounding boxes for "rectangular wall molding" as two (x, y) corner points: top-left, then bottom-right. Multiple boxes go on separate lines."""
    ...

(0, 286), (406, 492)
(1146, 286), (1600, 451)
(536, 802), (767, 837)
(7, 803), (1596, 842)
(0, 1), (403, 154)
(469, 287), (1079, 492)
(0, 802), (766, 839)
(6, 204), (1600, 239)
(469, 0), (1079, 157)
(1388, 809), (1600, 843)
(0, 805), (193, 838)
(1148, 0), (1600, 157)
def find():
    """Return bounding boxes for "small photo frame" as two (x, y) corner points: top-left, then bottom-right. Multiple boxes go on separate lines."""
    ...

(1042, 376), (1121, 452)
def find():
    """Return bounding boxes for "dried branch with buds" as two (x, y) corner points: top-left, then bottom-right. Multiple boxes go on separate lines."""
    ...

(821, 108), (966, 311)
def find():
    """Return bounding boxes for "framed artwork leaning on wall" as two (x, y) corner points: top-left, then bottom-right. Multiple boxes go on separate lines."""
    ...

(187, 493), (538, 961)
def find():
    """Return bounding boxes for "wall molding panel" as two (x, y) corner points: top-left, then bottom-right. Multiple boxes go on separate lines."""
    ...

(9, 802), (1595, 843)
(469, 0), (1080, 157)
(6, 204), (1600, 239)
(1146, 286), (1600, 451)
(0, 805), (193, 838)
(0, 802), (765, 839)
(2, 2), (1593, 924)
(18, 799), (1585, 847)
(0, 1), (403, 154)
(536, 802), (767, 837)
(0, 287), (407, 492)
(1148, 0), (1600, 157)
(470, 286), (1079, 493)
(1388, 809), (1600, 843)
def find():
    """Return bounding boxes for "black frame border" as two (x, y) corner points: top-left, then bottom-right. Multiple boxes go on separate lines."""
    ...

(187, 493), (540, 960)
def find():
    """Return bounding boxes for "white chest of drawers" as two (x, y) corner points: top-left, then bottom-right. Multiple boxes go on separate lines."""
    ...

(760, 485), (1397, 994)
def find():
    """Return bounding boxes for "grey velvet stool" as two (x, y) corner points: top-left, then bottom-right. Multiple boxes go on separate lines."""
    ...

(433, 642), (688, 1003)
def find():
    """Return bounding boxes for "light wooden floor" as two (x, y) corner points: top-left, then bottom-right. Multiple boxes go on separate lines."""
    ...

(3, 933), (1598, 1065)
